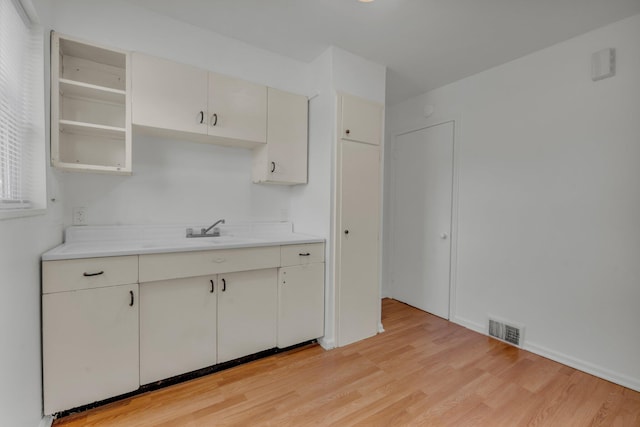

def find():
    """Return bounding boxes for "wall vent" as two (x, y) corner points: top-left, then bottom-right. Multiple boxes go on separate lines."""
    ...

(488, 317), (524, 347)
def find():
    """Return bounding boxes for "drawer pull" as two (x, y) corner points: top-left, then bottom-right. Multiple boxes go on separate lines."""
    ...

(222, 278), (226, 292)
(83, 271), (104, 277)
(210, 279), (215, 293)
(299, 253), (311, 257)
(129, 290), (134, 307)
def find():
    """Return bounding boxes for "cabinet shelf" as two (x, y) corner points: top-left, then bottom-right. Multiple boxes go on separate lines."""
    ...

(59, 120), (126, 139)
(59, 78), (126, 104)
(51, 32), (131, 174)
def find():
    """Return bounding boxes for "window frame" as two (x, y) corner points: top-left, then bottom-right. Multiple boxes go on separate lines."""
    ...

(0, 0), (47, 220)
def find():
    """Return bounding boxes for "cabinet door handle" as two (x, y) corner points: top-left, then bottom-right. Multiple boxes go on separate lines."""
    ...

(129, 290), (134, 307)
(222, 278), (226, 292)
(270, 161), (276, 173)
(299, 252), (311, 256)
(210, 279), (215, 293)
(211, 113), (218, 126)
(199, 111), (204, 124)
(83, 271), (104, 277)
(345, 129), (350, 135)
(344, 229), (349, 235)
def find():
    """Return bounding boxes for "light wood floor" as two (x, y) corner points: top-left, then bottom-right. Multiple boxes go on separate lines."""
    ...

(54, 298), (640, 426)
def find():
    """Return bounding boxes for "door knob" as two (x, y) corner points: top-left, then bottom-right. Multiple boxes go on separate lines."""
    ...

(440, 233), (448, 239)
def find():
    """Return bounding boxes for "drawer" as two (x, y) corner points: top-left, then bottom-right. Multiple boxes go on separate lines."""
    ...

(281, 243), (325, 266)
(139, 246), (280, 282)
(43, 256), (139, 294)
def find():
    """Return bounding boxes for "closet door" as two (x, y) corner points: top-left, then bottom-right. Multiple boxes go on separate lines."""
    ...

(337, 138), (381, 346)
(392, 122), (454, 319)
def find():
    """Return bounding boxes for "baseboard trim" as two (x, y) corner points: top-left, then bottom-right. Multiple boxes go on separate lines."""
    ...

(451, 315), (640, 392)
(39, 415), (53, 427)
(318, 337), (335, 350)
(524, 342), (640, 392)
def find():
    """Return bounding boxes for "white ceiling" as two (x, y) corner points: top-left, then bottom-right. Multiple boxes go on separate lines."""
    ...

(125, 0), (640, 105)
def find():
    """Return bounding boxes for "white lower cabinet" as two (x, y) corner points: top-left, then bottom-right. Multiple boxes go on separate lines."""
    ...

(217, 269), (278, 363)
(43, 242), (324, 415)
(278, 263), (325, 348)
(139, 276), (217, 385)
(43, 283), (139, 415)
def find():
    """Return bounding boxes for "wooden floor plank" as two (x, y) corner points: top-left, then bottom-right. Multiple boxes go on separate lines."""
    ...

(53, 299), (640, 426)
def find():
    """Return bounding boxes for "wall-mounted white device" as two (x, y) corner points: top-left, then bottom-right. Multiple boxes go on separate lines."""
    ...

(591, 48), (615, 81)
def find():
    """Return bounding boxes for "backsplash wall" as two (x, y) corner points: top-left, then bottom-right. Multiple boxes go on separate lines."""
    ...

(59, 135), (293, 226)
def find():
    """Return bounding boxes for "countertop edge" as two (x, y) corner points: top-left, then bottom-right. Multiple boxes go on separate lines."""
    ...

(42, 237), (325, 261)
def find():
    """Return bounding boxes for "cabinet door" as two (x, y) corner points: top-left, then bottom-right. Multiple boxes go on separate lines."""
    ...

(139, 276), (217, 385)
(208, 72), (267, 144)
(43, 284), (139, 415)
(132, 53), (208, 135)
(278, 263), (324, 348)
(340, 95), (383, 145)
(337, 140), (381, 346)
(217, 269), (277, 363)
(252, 88), (308, 184)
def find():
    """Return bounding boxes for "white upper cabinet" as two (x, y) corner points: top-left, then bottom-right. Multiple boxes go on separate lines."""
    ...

(208, 73), (267, 145)
(132, 52), (266, 147)
(131, 53), (208, 136)
(252, 88), (308, 185)
(340, 94), (383, 145)
(51, 32), (131, 174)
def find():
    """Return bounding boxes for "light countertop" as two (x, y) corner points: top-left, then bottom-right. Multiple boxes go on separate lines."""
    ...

(42, 222), (324, 261)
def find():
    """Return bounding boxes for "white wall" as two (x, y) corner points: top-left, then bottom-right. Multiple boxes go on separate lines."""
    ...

(0, 1), (65, 426)
(386, 14), (640, 390)
(51, 0), (312, 227)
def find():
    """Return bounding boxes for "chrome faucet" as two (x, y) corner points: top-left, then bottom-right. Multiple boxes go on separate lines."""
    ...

(186, 219), (225, 238)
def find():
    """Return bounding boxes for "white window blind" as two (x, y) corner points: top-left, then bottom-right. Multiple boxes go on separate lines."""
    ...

(0, 0), (45, 213)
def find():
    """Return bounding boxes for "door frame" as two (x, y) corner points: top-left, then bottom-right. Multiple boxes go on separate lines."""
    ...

(388, 117), (461, 321)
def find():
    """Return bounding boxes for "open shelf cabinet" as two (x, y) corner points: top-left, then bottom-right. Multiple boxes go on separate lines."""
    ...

(51, 32), (132, 174)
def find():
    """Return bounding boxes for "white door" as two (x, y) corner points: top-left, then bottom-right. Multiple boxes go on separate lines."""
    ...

(278, 263), (325, 348)
(217, 269), (277, 363)
(208, 72), (267, 144)
(337, 139), (380, 346)
(131, 53), (208, 135)
(43, 284), (139, 415)
(139, 276), (217, 385)
(392, 122), (454, 319)
(262, 87), (308, 184)
(340, 95), (382, 145)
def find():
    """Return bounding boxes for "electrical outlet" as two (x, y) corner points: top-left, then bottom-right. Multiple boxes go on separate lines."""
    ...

(72, 206), (87, 225)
